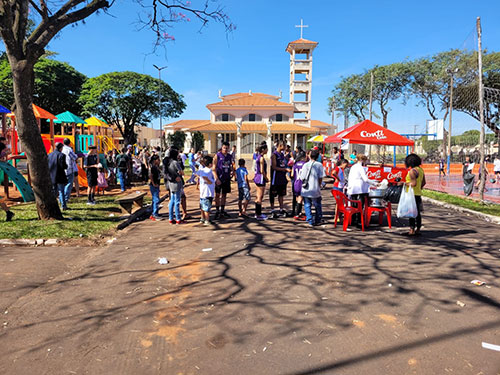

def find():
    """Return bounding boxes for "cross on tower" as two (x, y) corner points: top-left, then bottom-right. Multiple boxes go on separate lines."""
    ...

(295, 19), (308, 39)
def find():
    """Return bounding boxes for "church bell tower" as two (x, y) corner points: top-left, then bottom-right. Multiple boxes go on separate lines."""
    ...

(286, 19), (318, 127)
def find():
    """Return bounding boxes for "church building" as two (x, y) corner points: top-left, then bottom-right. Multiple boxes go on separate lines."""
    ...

(165, 29), (331, 157)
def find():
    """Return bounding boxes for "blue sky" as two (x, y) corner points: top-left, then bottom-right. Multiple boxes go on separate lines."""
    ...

(12, 1), (500, 135)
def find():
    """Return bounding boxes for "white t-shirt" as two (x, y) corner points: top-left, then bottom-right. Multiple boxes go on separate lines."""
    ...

(494, 158), (500, 172)
(196, 167), (215, 198)
(347, 162), (374, 195)
(299, 160), (326, 198)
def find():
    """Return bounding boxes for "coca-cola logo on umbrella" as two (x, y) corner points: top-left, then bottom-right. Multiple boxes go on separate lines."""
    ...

(360, 130), (387, 140)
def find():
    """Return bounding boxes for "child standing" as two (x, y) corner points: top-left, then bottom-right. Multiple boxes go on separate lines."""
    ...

(84, 146), (99, 205)
(96, 165), (108, 195)
(196, 155), (215, 225)
(236, 159), (251, 217)
(149, 155), (162, 221)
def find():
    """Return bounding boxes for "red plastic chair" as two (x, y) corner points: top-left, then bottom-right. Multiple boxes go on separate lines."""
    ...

(331, 190), (364, 231)
(365, 202), (392, 228)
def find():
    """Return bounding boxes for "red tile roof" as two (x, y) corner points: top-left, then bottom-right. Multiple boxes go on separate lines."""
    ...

(286, 38), (318, 53)
(207, 93), (293, 108)
(311, 120), (331, 129)
(165, 120), (211, 130)
(221, 92), (280, 101)
(288, 38), (318, 45)
(190, 122), (316, 134)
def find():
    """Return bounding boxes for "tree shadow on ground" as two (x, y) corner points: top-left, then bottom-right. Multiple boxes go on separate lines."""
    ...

(1, 186), (499, 373)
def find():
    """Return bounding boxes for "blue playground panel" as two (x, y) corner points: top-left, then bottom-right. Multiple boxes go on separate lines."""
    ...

(77, 135), (94, 153)
(0, 161), (35, 202)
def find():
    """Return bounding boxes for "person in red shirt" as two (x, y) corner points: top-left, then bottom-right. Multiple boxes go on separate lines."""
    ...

(332, 159), (348, 192)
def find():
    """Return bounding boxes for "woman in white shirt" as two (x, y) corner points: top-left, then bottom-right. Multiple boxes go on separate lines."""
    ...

(346, 154), (377, 223)
(494, 156), (500, 183)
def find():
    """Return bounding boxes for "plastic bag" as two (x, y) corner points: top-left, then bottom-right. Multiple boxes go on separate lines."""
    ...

(384, 185), (402, 203)
(397, 186), (418, 218)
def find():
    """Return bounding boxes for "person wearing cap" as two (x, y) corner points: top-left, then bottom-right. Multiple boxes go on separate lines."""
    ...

(84, 146), (99, 205)
(48, 142), (68, 209)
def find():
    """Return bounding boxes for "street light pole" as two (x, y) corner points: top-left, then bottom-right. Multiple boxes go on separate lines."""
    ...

(477, 17), (486, 202)
(330, 98), (336, 133)
(153, 64), (167, 135)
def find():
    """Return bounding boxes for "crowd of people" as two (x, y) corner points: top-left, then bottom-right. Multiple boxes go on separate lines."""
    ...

(0, 133), (463, 237)
(0, 133), (428, 236)
(151, 140), (328, 226)
(142, 140), (427, 236)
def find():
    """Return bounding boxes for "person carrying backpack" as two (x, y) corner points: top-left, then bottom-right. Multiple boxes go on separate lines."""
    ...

(163, 148), (184, 224)
(115, 147), (130, 192)
(299, 149), (326, 226)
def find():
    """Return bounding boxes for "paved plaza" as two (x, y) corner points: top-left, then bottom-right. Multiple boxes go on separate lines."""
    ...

(1, 183), (500, 375)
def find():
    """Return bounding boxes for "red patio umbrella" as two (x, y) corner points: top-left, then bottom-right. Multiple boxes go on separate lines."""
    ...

(324, 120), (414, 146)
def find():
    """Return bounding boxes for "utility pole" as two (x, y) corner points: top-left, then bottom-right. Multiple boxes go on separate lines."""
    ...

(368, 71), (374, 158)
(477, 17), (486, 201)
(343, 110), (348, 130)
(153, 64), (167, 133)
(369, 71), (374, 121)
(330, 98), (336, 134)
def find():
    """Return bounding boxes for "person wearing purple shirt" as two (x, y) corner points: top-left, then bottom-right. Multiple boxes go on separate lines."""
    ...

(270, 140), (290, 218)
(253, 142), (269, 221)
(291, 149), (307, 220)
(213, 141), (234, 219)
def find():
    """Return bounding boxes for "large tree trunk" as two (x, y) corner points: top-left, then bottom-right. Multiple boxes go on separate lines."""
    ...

(11, 59), (63, 219)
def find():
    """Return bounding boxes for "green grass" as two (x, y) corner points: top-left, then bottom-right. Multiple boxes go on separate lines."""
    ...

(422, 189), (500, 217)
(0, 196), (128, 239)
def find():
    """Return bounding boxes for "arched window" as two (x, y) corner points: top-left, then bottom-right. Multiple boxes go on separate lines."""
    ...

(243, 113), (262, 122)
(270, 114), (289, 122)
(216, 113), (235, 122)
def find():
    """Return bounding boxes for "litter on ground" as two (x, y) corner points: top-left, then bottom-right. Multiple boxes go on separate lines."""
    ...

(158, 257), (168, 265)
(482, 342), (500, 352)
(470, 280), (485, 286)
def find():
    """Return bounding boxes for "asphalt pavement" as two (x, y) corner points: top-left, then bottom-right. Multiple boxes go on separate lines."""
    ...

(1, 184), (500, 375)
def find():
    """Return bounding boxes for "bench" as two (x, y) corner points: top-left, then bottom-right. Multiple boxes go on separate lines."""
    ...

(116, 192), (147, 214)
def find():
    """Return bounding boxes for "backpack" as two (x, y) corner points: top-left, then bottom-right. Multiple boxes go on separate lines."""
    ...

(163, 159), (179, 183)
(117, 154), (128, 169)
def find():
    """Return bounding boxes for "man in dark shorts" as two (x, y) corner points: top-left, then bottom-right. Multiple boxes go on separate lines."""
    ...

(270, 140), (290, 218)
(84, 146), (99, 205)
(213, 141), (234, 219)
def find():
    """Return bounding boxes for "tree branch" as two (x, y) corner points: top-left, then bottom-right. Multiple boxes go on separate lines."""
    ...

(27, 0), (110, 60)
(136, 0), (234, 48)
(28, 0), (48, 20)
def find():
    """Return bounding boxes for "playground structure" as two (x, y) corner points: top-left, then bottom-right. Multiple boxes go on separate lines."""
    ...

(6, 105), (119, 156)
(1, 104), (122, 200)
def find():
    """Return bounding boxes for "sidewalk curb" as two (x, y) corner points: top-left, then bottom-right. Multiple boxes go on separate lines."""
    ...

(422, 196), (500, 225)
(0, 238), (59, 246)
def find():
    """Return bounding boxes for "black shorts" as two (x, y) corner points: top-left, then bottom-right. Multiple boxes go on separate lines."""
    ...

(270, 184), (287, 197)
(86, 169), (98, 187)
(215, 179), (231, 194)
